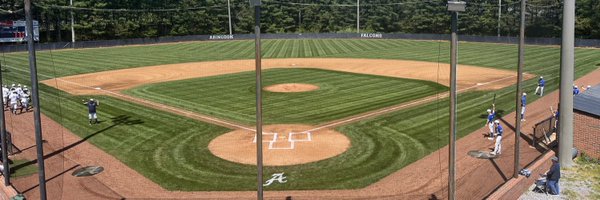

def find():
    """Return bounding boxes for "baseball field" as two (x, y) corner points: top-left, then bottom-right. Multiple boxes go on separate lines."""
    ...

(2, 39), (600, 194)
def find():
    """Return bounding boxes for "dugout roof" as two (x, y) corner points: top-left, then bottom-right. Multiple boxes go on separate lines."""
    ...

(574, 85), (600, 117)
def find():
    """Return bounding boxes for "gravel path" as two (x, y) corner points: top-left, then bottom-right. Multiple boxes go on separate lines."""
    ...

(519, 162), (596, 200)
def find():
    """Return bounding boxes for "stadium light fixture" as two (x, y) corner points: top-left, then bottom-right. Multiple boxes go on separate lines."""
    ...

(447, 1), (466, 12)
(250, 0), (261, 6)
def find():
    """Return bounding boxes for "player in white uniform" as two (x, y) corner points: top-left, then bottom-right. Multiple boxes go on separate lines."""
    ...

(8, 91), (19, 114)
(20, 93), (29, 113)
(22, 86), (28, 95)
(15, 84), (23, 96)
(485, 104), (496, 140)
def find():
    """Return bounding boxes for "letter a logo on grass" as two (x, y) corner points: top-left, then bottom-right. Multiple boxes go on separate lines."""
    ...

(263, 172), (287, 186)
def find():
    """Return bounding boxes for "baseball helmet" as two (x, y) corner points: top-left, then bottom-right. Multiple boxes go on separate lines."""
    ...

(575, 85), (578, 88)
(494, 120), (500, 124)
(523, 92), (527, 96)
(487, 109), (491, 113)
(11, 84), (15, 87)
(540, 76), (543, 79)
(17, 84), (21, 87)
(90, 98), (94, 101)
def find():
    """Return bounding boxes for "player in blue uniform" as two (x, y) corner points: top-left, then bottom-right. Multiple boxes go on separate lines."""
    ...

(535, 76), (545, 96)
(521, 93), (527, 121)
(485, 104), (496, 140)
(491, 120), (503, 156)
(83, 99), (99, 125)
(573, 85), (580, 95)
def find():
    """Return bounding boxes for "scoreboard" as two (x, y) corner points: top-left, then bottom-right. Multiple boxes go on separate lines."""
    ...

(0, 20), (39, 43)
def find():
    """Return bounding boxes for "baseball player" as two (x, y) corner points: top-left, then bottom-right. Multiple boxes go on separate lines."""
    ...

(83, 99), (99, 125)
(521, 93), (527, 121)
(22, 86), (28, 95)
(15, 84), (22, 95)
(485, 104), (496, 140)
(535, 76), (545, 96)
(550, 106), (559, 132)
(491, 120), (503, 156)
(19, 93), (29, 113)
(573, 85), (580, 95)
(8, 91), (19, 114)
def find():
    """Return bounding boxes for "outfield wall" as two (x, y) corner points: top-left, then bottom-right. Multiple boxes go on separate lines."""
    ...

(2, 33), (600, 53)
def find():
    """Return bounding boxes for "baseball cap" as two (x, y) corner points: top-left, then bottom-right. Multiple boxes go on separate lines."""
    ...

(494, 120), (500, 124)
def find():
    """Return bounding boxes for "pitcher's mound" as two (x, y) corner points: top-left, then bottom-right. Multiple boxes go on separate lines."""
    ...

(264, 83), (319, 93)
(208, 124), (350, 166)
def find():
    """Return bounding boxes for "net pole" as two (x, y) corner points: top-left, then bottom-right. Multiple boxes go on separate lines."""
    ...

(513, 0), (526, 179)
(252, 0), (264, 199)
(25, 0), (48, 199)
(558, 0), (575, 168)
(0, 54), (9, 186)
(449, 9), (458, 200)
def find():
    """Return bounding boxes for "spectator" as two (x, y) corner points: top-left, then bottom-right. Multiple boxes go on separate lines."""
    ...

(546, 156), (561, 195)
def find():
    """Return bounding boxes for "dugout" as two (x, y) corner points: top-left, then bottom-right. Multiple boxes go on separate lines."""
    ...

(573, 85), (600, 159)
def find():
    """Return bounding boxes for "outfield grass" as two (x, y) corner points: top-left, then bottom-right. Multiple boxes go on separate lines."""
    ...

(124, 68), (447, 125)
(0, 39), (599, 191)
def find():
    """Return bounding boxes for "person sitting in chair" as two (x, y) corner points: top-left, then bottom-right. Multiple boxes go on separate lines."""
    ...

(545, 156), (561, 195)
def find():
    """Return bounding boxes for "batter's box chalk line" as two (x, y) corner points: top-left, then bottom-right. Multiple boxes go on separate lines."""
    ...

(252, 131), (312, 150)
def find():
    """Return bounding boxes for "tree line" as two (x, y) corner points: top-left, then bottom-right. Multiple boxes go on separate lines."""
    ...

(1, 0), (599, 42)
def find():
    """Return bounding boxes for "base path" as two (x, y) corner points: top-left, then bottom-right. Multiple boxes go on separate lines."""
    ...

(41, 58), (522, 95)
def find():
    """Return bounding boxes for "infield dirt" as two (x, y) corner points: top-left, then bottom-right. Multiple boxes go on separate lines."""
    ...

(264, 83), (320, 93)
(41, 58), (524, 95)
(209, 124), (350, 166)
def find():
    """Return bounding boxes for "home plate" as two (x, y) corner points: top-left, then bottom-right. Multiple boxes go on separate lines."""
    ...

(468, 150), (498, 159)
(94, 87), (102, 90)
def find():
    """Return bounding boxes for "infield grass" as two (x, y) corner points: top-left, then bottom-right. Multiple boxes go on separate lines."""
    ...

(1, 39), (599, 191)
(124, 68), (447, 125)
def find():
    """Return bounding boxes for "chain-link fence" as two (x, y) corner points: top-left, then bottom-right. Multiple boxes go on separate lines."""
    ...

(3, 33), (600, 53)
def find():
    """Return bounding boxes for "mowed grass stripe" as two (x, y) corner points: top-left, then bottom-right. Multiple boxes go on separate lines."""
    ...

(2, 39), (600, 191)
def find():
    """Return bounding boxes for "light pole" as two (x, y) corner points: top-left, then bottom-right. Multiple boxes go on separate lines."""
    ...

(227, 0), (232, 35)
(356, 0), (360, 33)
(497, 0), (501, 37)
(71, 0), (75, 46)
(447, 1), (466, 199)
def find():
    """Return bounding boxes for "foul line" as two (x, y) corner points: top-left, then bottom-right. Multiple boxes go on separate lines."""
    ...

(4, 64), (253, 131)
(306, 74), (519, 132)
